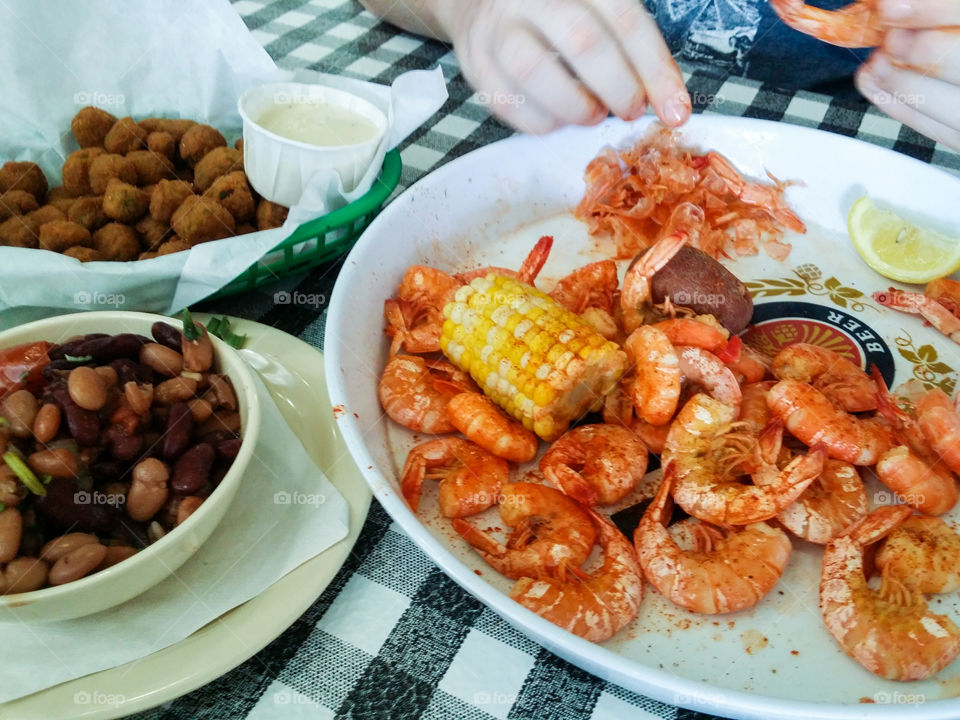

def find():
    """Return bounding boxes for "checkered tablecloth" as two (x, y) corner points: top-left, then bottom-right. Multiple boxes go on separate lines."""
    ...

(130, 2), (960, 719)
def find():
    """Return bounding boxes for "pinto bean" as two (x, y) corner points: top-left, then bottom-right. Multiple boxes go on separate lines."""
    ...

(68, 366), (107, 411)
(28, 448), (78, 479)
(94, 365), (119, 389)
(176, 496), (204, 525)
(98, 545), (137, 568)
(40, 532), (100, 562)
(48, 543), (108, 585)
(2, 389), (39, 438)
(151, 321), (183, 352)
(124, 381), (154, 415)
(3, 557), (48, 593)
(181, 326), (213, 373)
(139, 343), (183, 377)
(127, 457), (169, 521)
(155, 376), (198, 405)
(171, 443), (215, 494)
(0, 507), (23, 563)
(187, 396), (213, 422)
(197, 410), (240, 437)
(162, 402), (192, 461)
(33, 403), (61, 442)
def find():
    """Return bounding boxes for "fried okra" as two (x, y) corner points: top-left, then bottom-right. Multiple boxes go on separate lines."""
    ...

(0, 161), (48, 201)
(203, 171), (254, 222)
(38, 220), (91, 252)
(104, 116), (149, 155)
(67, 196), (107, 231)
(126, 150), (174, 185)
(194, 147), (242, 192)
(89, 153), (137, 195)
(0, 190), (39, 222)
(62, 148), (106, 197)
(170, 195), (234, 244)
(149, 179), (194, 223)
(256, 199), (288, 230)
(102, 179), (148, 222)
(92, 222), (140, 261)
(71, 106), (118, 148)
(179, 124), (226, 167)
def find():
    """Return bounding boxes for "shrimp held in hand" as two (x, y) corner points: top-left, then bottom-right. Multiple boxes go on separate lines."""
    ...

(768, 0), (883, 49)
(663, 393), (825, 525)
(511, 508), (643, 642)
(635, 470), (792, 614)
(540, 424), (648, 506)
(820, 505), (960, 681)
(447, 392), (539, 463)
(378, 355), (477, 434)
(401, 438), (509, 518)
(876, 515), (960, 595)
(452, 483), (596, 580)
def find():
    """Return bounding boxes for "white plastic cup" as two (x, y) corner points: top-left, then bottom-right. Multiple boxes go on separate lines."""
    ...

(238, 82), (388, 207)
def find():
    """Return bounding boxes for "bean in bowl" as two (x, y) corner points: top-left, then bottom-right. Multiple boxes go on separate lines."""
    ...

(0, 319), (242, 593)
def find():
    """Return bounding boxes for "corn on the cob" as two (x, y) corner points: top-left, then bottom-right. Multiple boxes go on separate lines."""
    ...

(440, 273), (627, 442)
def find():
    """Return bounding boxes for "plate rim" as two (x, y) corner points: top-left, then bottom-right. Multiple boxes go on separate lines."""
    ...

(325, 115), (960, 720)
(0, 315), (372, 719)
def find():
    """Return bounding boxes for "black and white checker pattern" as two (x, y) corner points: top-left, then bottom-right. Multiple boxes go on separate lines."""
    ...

(128, 2), (960, 718)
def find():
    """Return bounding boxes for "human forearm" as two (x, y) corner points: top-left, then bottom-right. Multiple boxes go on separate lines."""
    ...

(357, 0), (453, 42)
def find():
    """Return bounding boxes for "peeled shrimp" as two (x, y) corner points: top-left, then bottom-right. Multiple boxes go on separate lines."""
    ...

(452, 483), (596, 580)
(663, 393), (825, 525)
(636, 471), (792, 614)
(401, 438), (509, 518)
(820, 505), (960, 681)
(766, 379), (892, 465)
(876, 515), (960, 596)
(772, 342), (876, 413)
(624, 325), (680, 426)
(777, 459), (868, 545)
(540, 424), (648, 506)
(378, 355), (476, 434)
(447, 392), (538, 463)
(511, 508), (643, 642)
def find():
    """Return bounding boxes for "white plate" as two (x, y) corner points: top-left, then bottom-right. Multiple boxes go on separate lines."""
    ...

(326, 115), (960, 720)
(1, 317), (371, 719)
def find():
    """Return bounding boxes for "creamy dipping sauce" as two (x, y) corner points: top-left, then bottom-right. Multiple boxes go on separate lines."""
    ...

(255, 100), (379, 147)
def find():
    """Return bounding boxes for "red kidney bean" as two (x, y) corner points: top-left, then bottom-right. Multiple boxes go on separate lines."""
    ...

(197, 410), (240, 436)
(35, 477), (117, 533)
(48, 334), (109, 361)
(50, 386), (99, 446)
(108, 428), (143, 462)
(171, 443), (215, 494)
(161, 402), (192, 461)
(215, 437), (241, 461)
(110, 358), (154, 385)
(72, 333), (146, 362)
(151, 322), (183, 352)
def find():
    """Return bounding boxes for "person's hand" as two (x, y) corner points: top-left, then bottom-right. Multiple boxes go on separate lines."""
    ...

(436, 0), (690, 134)
(855, 0), (960, 150)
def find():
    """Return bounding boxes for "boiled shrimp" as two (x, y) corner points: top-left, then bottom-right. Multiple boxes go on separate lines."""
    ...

(915, 388), (960, 476)
(636, 471), (793, 614)
(511, 508), (643, 642)
(624, 325), (680, 426)
(601, 380), (670, 454)
(446, 392), (539, 463)
(769, 0), (883, 49)
(550, 260), (618, 315)
(400, 438), (509, 518)
(777, 459), (868, 545)
(454, 235), (553, 285)
(452, 482), (596, 580)
(620, 231), (688, 332)
(663, 393), (826, 525)
(873, 369), (958, 515)
(766, 379), (892, 465)
(876, 515), (960, 595)
(726, 343), (770, 385)
(874, 287), (960, 346)
(384, 265), (461, 355)
(676, 345), (742, 411)
(540, 424), (649, 506)
(772, 342), (876, 412)
(820, 505), (960, 681)
(651, 316), (729, 354)
(378, 355), (477, 434)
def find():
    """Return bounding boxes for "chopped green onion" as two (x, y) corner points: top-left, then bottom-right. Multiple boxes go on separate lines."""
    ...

(0, 417), (8, 428)
(17, 371), (28, 383)
(64, 354), (93, 363)
(2, 451), (46, 496)
(180, 308), (201, 341)
(0, 503), (6, 513)
(208, 317), (246, 349)
(41, 474), (53, 486)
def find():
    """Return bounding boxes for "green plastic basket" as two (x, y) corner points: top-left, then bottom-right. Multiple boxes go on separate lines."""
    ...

(208, 148), (402, 299)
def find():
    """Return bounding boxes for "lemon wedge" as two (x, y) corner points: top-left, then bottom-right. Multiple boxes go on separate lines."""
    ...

(847, 195), (960, 284)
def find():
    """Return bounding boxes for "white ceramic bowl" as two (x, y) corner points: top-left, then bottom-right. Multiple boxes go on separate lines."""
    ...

(0, 311), (261, 622)
(238, 81), (388, 206)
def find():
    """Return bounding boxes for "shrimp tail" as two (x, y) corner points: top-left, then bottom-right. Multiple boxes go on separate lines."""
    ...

(846, 505), (914, 546)
(400, 453), (426, 512)
(516, 235), (554, 285)
(543, 464), (599, 506)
